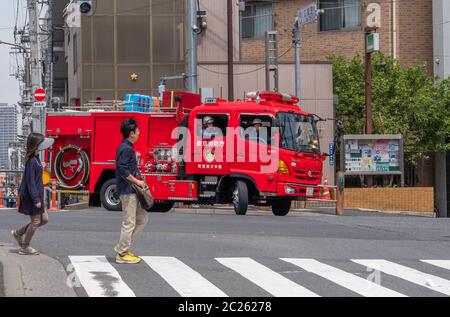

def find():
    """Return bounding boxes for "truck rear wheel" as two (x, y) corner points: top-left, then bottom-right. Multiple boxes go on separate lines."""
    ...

(271, 198), (292, 216)
(232, 180), (248, 215)
(100, 179), (122, 212)
(147, 201), (175, 213)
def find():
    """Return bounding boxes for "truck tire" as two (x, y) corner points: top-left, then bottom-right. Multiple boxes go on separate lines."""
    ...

(100, 179), (122, 212)
(232, 180), (248, 215)
(147, 201), (175, 213)
(271, 198), (292, 216)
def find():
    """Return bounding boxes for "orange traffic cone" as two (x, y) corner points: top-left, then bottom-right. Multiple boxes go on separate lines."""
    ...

(49, 179), (59, 212)
(0, 189), (4, 208)
(322, 178), (331, 200)
(0, 176), (4, 208)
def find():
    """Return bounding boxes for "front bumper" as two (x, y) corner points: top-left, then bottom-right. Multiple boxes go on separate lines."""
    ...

(276, 182), (322, 198)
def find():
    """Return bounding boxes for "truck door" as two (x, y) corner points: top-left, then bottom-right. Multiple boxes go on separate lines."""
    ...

(191, 114), (229, 175)
(236, 114), (275, 172)
(233, 114), (277, 192)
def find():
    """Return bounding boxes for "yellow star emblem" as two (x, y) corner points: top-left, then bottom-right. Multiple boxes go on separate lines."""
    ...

(130, 73), (138, 81)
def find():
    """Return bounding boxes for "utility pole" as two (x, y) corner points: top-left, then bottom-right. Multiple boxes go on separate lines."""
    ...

(364, 26), (378, 188)
(186, 0), (198, 93)
(227, 0), (234, 101)
(28, 0), (43, 134)
(365, 30), (374, 136)
(295, 3), (322, 99)
(265, 31), (279, 92)
(45, 0), (54, 111)
(294, 21), (301, 98)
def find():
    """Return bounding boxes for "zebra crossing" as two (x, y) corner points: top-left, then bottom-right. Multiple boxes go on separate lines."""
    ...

(68, 256), (450, 297)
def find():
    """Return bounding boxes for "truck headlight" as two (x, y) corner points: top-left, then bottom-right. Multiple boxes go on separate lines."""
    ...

(284, 186), (296, 194)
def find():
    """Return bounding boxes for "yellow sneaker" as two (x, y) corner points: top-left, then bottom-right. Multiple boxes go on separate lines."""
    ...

(116, 252), (141, 264)
(125, 251), (140, 259)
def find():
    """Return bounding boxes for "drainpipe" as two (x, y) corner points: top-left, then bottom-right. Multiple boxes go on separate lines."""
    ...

(391, 0), (397, 59)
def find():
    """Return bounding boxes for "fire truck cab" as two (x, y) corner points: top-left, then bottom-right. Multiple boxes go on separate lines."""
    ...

(46, 91), (326, 216)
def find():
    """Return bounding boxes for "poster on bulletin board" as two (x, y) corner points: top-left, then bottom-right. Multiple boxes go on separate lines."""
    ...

(341, 135), (404, 176)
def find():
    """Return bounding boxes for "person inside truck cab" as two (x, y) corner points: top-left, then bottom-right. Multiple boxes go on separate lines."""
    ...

(246, 118), (271, 144)
(202, 116), (222, 139)
(247, 118), (263, 139)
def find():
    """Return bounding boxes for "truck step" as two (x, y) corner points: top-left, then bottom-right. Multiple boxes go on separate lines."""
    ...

(199, 191), (216, 198)
(200, 181), (218, 186)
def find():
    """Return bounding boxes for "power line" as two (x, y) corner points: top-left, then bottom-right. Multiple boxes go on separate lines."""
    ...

(199, 44), (295, 76)
(434, 21), (450, 26)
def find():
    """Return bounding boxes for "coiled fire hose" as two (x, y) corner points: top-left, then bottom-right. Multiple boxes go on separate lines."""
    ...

(54, 145), (90, 189)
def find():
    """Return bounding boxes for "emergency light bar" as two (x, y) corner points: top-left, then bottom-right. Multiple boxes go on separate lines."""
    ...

(246, 91), (299, 104)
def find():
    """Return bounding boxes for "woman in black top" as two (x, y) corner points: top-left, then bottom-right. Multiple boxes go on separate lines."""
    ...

(11, 133), (54, 255)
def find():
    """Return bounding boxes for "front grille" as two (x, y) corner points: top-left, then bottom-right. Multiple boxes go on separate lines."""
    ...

(294, 169), (320, 182)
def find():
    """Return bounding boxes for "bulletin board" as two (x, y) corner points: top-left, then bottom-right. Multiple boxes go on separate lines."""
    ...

(340, 135), (404, 176)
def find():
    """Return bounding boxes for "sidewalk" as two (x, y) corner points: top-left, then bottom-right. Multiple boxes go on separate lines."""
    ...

(0, 242), (76, 297)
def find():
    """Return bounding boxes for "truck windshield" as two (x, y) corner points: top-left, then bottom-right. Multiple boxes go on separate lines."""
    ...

(276, 112), (320, 154)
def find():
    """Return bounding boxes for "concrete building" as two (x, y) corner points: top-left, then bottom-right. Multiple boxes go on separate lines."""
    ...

(241, 0), (433, 73)
(433, 0), (450, 218)
(0, 104), (18, 170)
(51, 0), (70, 108)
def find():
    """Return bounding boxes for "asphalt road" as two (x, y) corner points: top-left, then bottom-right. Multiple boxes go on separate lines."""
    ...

(1, 208), (450, 297)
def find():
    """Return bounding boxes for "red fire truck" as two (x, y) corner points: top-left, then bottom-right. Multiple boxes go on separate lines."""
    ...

(45, 91), (326, 216)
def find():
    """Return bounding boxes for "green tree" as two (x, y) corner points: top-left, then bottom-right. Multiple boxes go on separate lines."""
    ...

(331, 54), (450, 168)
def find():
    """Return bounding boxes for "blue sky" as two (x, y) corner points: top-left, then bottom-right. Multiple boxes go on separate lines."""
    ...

(0, 0), (23, 105)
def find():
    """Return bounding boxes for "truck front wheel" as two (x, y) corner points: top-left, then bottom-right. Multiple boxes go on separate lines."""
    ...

(147, 201), (175, 213)
(232, 180), (248, 215)
(100, 179), (122, 212)
(271, 198), (292, 216)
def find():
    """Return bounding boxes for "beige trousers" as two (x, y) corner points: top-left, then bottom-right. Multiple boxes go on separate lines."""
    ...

(115, 194), (149, 255)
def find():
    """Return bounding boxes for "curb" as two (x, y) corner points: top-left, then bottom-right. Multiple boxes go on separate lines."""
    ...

(0, 243), (77, 297)
(64, 202), (89, 211)
(0, 262), (5, 297)
(354, 208), (437, 218)
(172, 207), (437, 218)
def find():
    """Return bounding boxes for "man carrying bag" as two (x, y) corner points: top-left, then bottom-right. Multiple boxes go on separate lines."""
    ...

(114, 118), (152, 264)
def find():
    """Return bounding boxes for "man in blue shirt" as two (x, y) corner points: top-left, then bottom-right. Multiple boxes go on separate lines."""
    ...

(114, 118), (148, 264)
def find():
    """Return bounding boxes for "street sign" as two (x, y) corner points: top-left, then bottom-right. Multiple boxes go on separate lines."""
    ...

(34, 88), (46, 102)
(297, 3), (318, 27)
(329, 143), (335, 156)
(33, 102), (47, 108)
(367, 33), (380, 53)
(329, 143), (335, 166)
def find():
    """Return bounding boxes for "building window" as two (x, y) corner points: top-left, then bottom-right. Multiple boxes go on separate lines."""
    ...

(241, 1), (273, 39)
(319, 0), (361, 32)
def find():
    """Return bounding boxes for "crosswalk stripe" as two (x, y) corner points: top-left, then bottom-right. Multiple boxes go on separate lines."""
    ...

(421, 260), (450, 271)
(281, 258), (406, 297)
(68, 256), (135, 297)
(141, 256), (228, 297)
(216, 257), (319, 297)
(352, 260), (450, 296)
